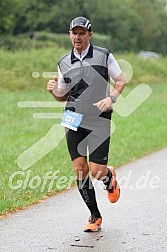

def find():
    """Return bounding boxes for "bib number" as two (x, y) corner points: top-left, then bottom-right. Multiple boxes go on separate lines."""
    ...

(61, 110), (83, 131)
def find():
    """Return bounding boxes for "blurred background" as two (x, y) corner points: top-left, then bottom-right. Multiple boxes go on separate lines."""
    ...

(0, 0), (167, 216)
(0, 0), (167, 53)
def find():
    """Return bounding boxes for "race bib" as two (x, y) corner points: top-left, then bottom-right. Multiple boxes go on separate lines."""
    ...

(61, 110), (83, 131)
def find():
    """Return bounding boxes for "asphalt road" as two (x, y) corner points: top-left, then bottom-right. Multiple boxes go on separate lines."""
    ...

(0, 148), (167, 252)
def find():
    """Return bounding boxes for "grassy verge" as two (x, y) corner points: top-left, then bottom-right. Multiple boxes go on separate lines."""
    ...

(0, 48), (166, 90)
(110, 83), (167, 164)
(0, 47), (166, 215)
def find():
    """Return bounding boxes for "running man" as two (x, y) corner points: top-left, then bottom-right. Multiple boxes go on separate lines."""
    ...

(47, 16), (126, 232)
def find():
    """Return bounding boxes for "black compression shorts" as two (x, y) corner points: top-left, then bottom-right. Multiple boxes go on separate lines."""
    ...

(65, 127), (110, 165)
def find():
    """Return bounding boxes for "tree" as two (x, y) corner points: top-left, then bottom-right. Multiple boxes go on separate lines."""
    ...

(0, 0), (166, 54)
(0, 0), (26, 34)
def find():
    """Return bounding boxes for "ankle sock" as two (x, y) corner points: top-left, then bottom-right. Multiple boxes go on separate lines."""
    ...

(77, 176), (101, 218)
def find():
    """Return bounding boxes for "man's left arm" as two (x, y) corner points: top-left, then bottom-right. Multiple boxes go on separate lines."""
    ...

(110, 73), (126, 96)
(93, 73), (126, 112)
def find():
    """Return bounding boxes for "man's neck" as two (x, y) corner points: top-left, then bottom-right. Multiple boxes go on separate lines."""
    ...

(74, 44), (90, 60)
(74, 44), (90, 54)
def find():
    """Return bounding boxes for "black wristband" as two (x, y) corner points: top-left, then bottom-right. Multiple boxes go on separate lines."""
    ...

(107, 95), (117, 103)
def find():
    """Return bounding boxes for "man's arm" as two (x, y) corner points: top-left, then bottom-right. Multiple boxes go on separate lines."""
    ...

(93, 73), (126, 112)
(110, 72), (126, 97)
(47, 76), (68, 102)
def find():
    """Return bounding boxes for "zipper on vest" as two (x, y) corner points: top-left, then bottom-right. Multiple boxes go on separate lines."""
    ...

(79, 58), (84, 109)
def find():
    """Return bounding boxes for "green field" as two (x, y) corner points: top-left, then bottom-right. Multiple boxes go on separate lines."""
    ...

(0, 47), (167, 216)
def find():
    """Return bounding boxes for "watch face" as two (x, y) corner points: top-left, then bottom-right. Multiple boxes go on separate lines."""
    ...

(111, 96), (116, 103)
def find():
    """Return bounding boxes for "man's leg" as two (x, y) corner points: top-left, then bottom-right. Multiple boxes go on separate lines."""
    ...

(88, 134), (120, 203)
(73, 157), (102, 219)
(65, 128), (102, 231)
(88, 135), (113, 188)
(90, 162), (120, 203)
(89, 162), (112, 185)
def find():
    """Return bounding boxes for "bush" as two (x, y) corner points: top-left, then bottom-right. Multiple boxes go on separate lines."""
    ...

(91, 33), (112, 50)
(0, 32), (114, 51)
(0, 32), (71, 51)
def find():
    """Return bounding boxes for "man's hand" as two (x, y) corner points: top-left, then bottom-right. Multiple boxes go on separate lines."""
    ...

(47, 76), (68, 101)
(93, 97), (112, 112)
(47, 76), (58, 94)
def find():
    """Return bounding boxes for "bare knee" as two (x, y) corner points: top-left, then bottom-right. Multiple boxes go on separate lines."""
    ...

(89, 162), (108, 180)
(73, 157), (89, 180)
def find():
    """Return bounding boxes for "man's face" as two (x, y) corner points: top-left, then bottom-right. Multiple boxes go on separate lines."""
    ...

(70, 26), (92, 53)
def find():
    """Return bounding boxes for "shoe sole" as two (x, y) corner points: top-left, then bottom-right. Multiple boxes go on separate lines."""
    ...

(84, 226), (101, 232)
(108, 187), (120, 203)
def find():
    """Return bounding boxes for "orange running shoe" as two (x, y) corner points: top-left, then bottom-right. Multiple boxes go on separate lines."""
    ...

(84, 215), (102, 232)
(106, 166), (120, 203)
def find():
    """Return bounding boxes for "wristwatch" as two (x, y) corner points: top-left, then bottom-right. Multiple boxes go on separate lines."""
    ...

(107, 95), (117, 103)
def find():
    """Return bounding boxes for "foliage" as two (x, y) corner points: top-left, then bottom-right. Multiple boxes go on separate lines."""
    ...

(0, 32), (115, 52)
(0, 47), (166, 91)
(0, 0), (166, 54)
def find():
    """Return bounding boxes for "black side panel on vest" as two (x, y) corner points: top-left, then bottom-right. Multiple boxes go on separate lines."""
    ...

(68, 79), (89, 101)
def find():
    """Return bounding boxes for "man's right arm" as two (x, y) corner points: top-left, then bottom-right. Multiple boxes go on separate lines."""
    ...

(47, 76), (68, 102)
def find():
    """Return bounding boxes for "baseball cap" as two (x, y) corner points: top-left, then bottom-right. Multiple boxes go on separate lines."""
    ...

(70, 16), (91, 32)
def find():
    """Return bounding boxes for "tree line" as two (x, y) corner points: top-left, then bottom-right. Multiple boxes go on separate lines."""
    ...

(0, 0), (166, 54)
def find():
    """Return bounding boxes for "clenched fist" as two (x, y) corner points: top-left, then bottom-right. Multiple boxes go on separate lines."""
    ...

(47, 76), (68, 101)
(47, 76), (58, 94)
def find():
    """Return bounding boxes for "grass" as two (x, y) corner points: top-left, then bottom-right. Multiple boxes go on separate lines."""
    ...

(0, 48), (166, 90)
(0, 47), (167, 216)
(0, 90), (73, 215)
(111, 83), (167, 165)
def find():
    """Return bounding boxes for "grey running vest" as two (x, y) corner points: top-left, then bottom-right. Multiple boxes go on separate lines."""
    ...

(58, 44), (112, 121)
